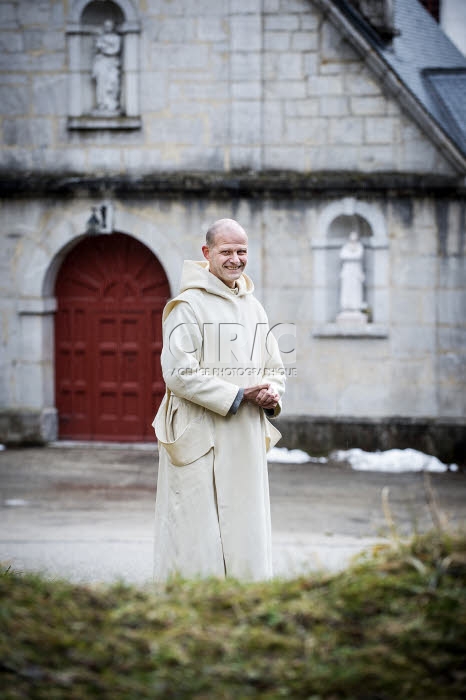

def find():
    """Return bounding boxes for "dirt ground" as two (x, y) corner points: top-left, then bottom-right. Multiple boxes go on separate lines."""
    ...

(1, 444), (465, 584)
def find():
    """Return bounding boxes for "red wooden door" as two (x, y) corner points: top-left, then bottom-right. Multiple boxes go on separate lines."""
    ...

(55, 233), (170, 441)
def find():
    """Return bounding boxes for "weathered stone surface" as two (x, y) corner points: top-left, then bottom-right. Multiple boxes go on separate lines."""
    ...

(32, 75), (67, 117)
(438, 327), (466, 352)
(263, 103), (283, 143)
(0, 0), (465, 445)
(30, 148), (87, 173)
(275, 415), (466, 465)
(0, 409), (57, 445)
(0, 149), (33, 170)
(232, 81), (262, 99)
(263, 0), (280, 11)
(329, 117), (364, 144)
(0, 3), (17, 28)
(439, 256), (466, 287)
(154, 0), (228, 15)
(87, 149), (123, 173)
(231, 53), (261, 80)
(122, 148), (163, 173)
(148, 116), (206, 145)
(17, 0), (51, 25)
(284, 99), (319, 117)
(319, 96), (349, 117)
(24, 28), (64, 52)
(154, 44), (210, 71)
(151, 18), (197, 43)
(197, 17), (228, 42)
(321, 19), (359, 62)
(285, 117), (328, 144)
(304, 52), (319, 77)
(345, 73), (382, 96)
(263, 146), (309, 169)
(265, 80), (307, 99)
(308, 75), (344, 96)
(0, 0), (459, 176)
(300, 11), (320, 30)
(231, 101), (261, 144)
(390, 326), (436, 358)
(3, 119), (53, 148)
(276, 53), (303, 80)
(0, 171), (462, 199)
(140, 72), (167, 112)
(391, 256), (437, 289)
(364, 117), (395, 144)
(264, 31), (290, 51)
(437, 289), (466, 325)
(0, 31), (22, 52)
(230, 14), (262, 51)
(351, 95), (387, 115)
(230, 0), (262, 12)
(0, 190), (465, 443)
(291, 31), (318, 51)
(267, 14), (301, 32)
(0, 85), (28, 115)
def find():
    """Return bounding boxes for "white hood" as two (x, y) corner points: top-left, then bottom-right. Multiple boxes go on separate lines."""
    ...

(178, 260), (254, 299)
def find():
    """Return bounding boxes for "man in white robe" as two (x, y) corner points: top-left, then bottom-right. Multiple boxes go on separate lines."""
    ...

(152, 219), (285, 581)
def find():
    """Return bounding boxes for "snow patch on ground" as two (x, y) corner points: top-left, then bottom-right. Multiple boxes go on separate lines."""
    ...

(268, 446), (458, 473)
(267, 447), (327, 464)
(332, 447), (458, 473)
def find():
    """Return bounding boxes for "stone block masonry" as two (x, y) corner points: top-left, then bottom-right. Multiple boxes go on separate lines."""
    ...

(276, 415), (466, 466)
(0, 0), (457, 175)
(0, 189), (464, 440)
(0, 0), (464, 445)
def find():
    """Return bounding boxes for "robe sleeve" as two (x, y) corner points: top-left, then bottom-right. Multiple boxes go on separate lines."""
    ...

(161, 300), (239, 417)
(262, 322), (287, 418)
(229, 388), (244, 415)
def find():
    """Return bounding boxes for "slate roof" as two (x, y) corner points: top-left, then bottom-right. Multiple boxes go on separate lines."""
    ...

(337, 0), (466, 158)
(423, 69), (466, 151)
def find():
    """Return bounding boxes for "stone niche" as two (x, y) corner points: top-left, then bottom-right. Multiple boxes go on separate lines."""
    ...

(67, 0), (141, 130)
(312, 198), (389, 338)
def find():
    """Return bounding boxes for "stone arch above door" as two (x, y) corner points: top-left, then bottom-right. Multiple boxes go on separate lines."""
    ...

(14, 202), (184, 443)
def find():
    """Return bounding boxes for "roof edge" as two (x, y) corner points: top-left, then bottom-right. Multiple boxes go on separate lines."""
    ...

(313, 0), (466, 174)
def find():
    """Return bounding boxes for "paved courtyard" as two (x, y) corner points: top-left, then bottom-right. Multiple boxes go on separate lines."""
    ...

(1, 444), (465, 585)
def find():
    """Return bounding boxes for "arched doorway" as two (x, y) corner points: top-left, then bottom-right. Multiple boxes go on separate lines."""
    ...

(54, 232), (170, 441)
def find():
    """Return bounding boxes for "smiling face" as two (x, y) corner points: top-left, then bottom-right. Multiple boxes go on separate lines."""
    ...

(202, 223), (248, 288)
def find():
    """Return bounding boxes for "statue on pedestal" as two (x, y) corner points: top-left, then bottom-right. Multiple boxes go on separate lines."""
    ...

(336, 231), (367, 325)
(92, 20), (121, 114)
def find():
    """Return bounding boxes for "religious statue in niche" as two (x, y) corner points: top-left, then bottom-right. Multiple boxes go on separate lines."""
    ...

(92, 19), (121, 114)
(336, 231), (368, 325)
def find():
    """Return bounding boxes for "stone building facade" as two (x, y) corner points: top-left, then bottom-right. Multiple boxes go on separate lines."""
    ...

(0, 0), (465, 460)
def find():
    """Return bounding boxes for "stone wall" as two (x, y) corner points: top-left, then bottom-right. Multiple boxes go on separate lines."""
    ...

(1, 191), (464, 444)
(275, 415), (466, 465)
(0, 0), (464, 446)
(0, 0), (456, 176)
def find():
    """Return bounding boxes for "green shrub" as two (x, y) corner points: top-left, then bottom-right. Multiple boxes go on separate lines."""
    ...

(1, 530), (465, 699)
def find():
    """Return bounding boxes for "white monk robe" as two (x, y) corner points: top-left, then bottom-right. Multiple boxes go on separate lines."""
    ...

(152, 260), (285, 581)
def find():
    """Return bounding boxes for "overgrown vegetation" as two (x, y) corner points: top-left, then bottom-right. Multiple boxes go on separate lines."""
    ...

(1, 531), (465, 699)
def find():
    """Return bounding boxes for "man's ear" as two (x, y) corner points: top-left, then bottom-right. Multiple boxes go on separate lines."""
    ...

(201, 245), (210, 261)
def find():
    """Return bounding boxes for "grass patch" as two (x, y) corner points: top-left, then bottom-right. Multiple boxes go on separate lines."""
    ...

(1, 531), (465, 698)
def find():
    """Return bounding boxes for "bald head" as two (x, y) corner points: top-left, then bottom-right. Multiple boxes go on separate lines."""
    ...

(202, 218), (248, 288)
(205, 218), (247, 248)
